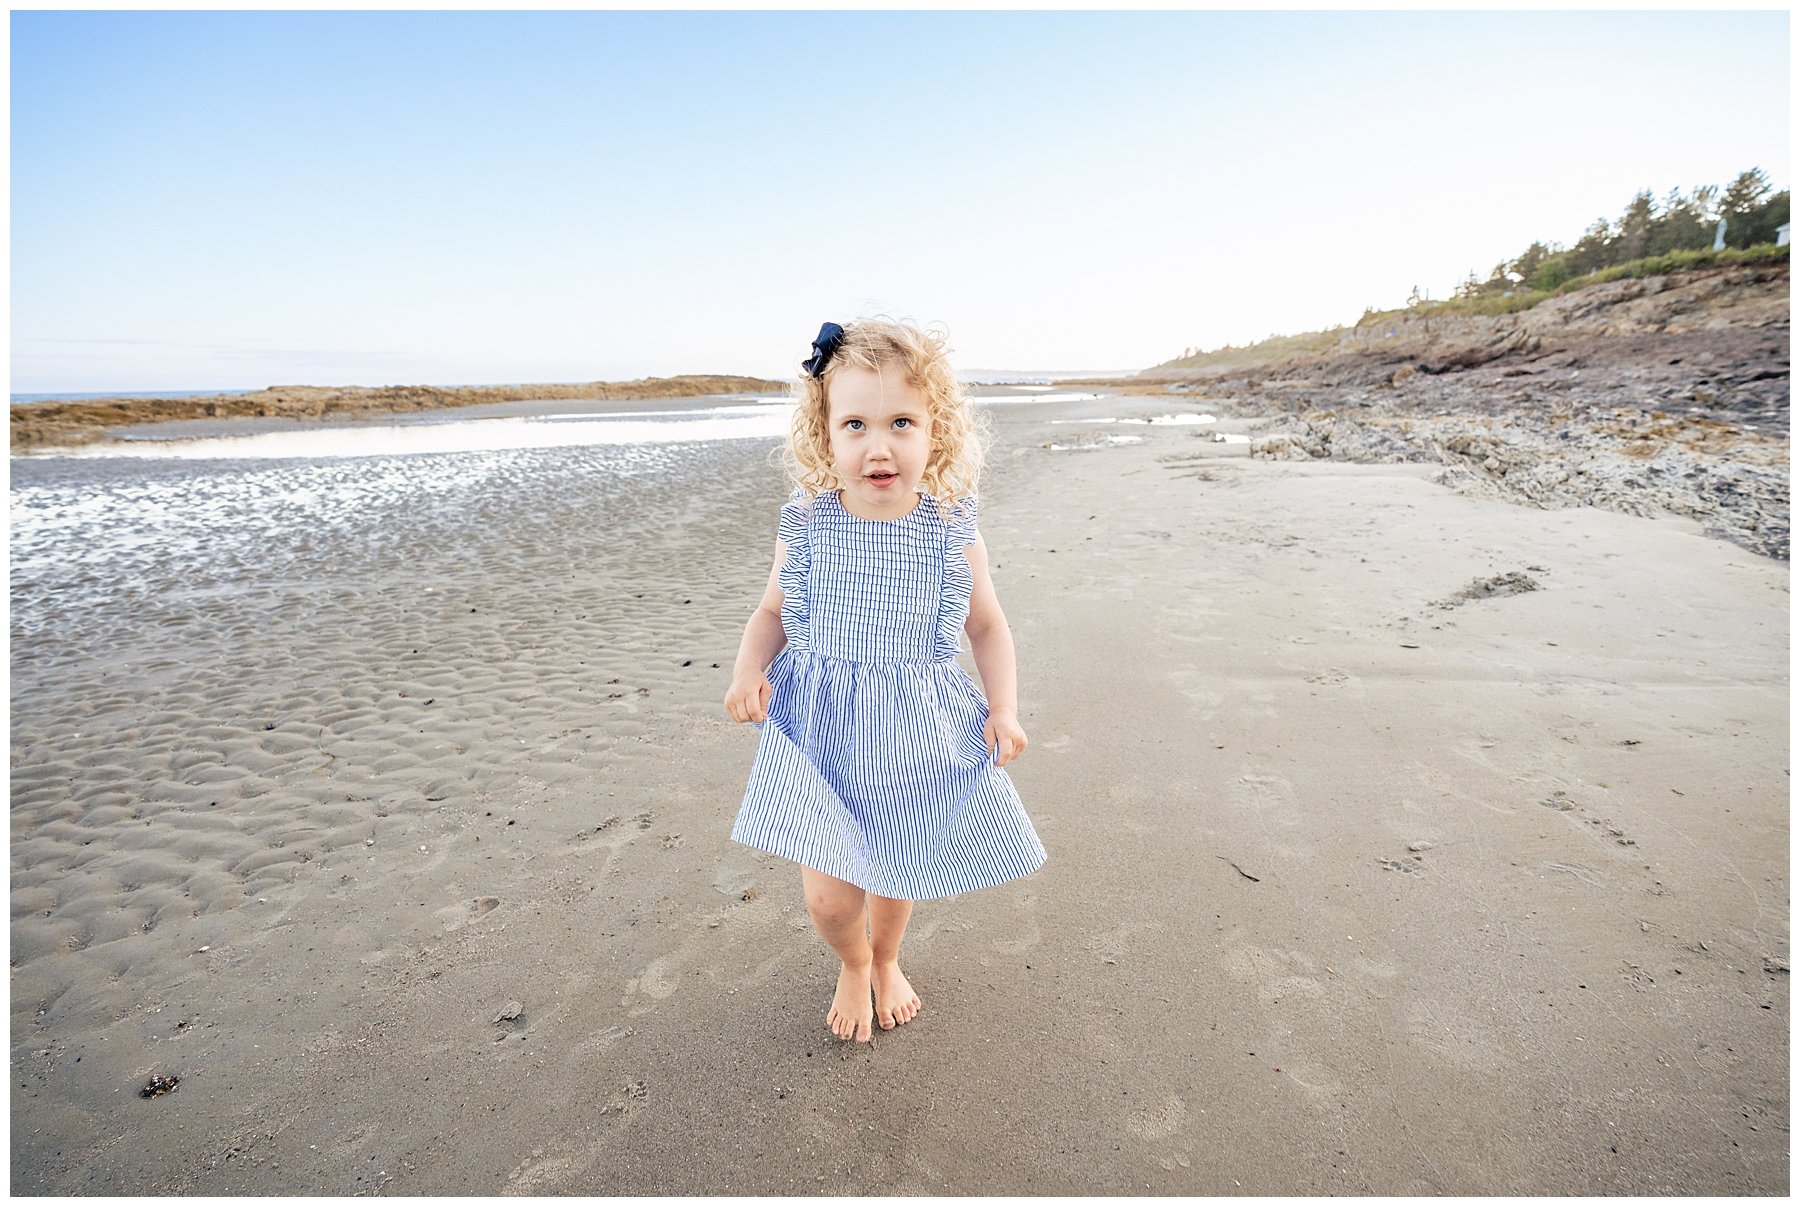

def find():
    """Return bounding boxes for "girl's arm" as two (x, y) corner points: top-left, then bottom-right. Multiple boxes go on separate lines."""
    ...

(724, 542), (788, 723)
(963, 534), (1028, 765)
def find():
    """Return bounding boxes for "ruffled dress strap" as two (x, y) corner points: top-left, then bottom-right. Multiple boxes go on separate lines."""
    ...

(777, 486), (814, 651)
(944, 494), (979, 547)
(933, 494), (980, 663)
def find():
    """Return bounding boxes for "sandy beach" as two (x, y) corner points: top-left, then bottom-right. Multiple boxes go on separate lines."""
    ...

(9, 389), (1788, 1194)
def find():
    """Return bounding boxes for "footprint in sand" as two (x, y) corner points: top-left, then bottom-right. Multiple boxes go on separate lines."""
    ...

(1158, 594), (1228, 645)
(991, 889), (1043, 956)
(1539, 860), (1604, 887)
(1538, 790), (1639, 849)
(433, 893), (502, 932)
(574, 1023), (635, 1054)
(1127, 1091), (1188, 1141)
(1086, 918), (1162, 966)
(577, 811), (648, 876)
(622, 889), (775, 1016)
(1223, 942), (1320, 986)
(1274, 1057), (1347, 1102)
(505, 1148), (584, 1195)
(624, 956), (681, 1012)
(1220, 944), (1348, 1101)
(1229, 772), (1301, 829)
(905, 911), (973, 944)
(1446, 732), (1521, 781)
(1166, 668), (1226, 717)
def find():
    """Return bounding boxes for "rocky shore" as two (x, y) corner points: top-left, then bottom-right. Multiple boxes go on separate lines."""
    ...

(9, 374), (790, 451)
(1073, 262), (1791, 560)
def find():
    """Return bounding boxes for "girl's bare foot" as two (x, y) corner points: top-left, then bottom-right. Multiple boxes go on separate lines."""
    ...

(871, 960), (921, 1029)
(828, 960), (874, 1042)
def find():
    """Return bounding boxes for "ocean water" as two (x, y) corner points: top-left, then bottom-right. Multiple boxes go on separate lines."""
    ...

(16, 375), (1126, 404)
(27, 402), (797, 460)
(8, 384), (559, 405)
(13, 389), (1103, 462)
(9, 390), (1107, 604)
(10, 388), (259, 405)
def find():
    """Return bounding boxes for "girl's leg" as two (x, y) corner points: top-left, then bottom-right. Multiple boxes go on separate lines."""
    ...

(868, 894), (922, 1029)
(800, 865), (873, 1042)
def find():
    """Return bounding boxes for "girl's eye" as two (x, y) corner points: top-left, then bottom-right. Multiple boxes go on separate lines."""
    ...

(845, 419), (863, 430)
(894, 418), (911, 429)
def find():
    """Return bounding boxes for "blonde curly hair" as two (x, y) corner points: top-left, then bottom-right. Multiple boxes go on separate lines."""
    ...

(780, 317), (988, 519)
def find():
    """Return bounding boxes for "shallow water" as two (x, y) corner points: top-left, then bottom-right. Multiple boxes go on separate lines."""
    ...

(1046, 434), (1150, 450)
(28, 402), (796, 461)
(9, 436), (751, 628)
(1049, 411), (1217, 425)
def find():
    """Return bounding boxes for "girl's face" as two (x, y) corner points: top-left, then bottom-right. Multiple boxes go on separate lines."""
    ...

(825, 364), (935, 519)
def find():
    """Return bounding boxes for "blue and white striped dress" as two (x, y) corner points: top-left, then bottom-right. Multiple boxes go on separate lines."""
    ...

(731, 486), (1047, 900)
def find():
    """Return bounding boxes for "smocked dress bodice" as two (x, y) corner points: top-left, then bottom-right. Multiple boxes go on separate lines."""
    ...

(778, 486), (978, 665)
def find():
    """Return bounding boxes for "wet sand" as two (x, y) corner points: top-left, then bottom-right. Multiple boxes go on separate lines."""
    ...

(9, 390), (1788, 1194)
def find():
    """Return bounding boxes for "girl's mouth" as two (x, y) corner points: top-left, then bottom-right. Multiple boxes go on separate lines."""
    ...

(867, 472), (897, 486)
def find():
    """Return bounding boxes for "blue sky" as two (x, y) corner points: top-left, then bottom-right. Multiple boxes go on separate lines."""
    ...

(11, 9), (1791, 392)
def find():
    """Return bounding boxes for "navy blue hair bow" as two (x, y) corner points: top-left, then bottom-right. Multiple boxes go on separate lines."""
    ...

(801, 322), (844, 378)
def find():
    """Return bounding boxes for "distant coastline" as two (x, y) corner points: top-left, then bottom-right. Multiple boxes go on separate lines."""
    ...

(12, 388), (259, 406)
(8, 374), (791, 450)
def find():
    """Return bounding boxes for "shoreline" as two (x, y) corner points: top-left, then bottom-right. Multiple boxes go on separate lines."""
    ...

(13, 365), (1786, 562)
(8, 383), (1106, 454)
(7, 373), (792, 451)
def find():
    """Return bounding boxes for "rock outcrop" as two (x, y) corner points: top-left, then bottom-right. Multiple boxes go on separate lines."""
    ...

(1132, 262), (1789, 559)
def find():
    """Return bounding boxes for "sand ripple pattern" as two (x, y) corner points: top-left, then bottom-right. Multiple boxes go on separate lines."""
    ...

(11, 437), (770, 1027)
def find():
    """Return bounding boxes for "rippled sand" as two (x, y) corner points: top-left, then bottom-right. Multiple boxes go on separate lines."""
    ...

(11, 427), (804, 1186)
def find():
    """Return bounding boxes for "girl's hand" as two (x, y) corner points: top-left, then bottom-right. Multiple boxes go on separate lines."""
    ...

(724, 670), (773, 723)
(984, 708), (1028, 767)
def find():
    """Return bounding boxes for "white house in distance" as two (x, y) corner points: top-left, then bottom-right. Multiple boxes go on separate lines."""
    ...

(1779, 222), (1791, 246)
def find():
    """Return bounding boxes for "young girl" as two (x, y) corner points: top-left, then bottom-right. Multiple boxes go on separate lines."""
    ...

(723, 318), (1047, 1044)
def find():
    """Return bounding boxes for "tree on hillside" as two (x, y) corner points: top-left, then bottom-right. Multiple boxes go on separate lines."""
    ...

(1614, 190), (1655, 263)
(1528, 250), (1576, 292)
(1718, 168), (1787, 248)
(1721, 172), (1787, 247)
(1566, 217), (1615, 276)
(1502, 170), (1786, 295)
(1647, 184), (1718, 256)
(1510, 240), (1552, 285)
(1752, 190), (1791, 245)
